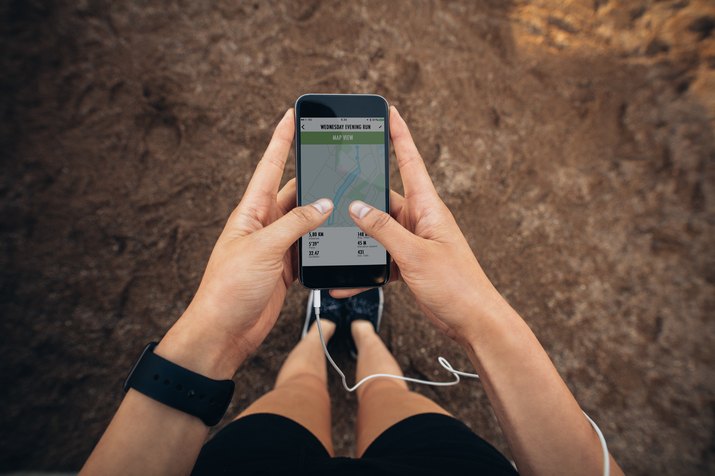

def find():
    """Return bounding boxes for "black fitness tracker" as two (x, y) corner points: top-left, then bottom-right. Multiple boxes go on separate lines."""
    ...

(123, 342), (235, 426)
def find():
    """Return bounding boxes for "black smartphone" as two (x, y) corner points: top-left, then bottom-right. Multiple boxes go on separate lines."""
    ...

(295, 93), (390, 289)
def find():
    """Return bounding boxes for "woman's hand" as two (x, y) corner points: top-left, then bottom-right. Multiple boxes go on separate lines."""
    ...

(80, 110), (332, 476)
(157, 109), (332, 378)
(333, 107), (508, 344)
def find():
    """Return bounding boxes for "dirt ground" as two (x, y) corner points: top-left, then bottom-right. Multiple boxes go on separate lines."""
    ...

(1, 0), (714, 474)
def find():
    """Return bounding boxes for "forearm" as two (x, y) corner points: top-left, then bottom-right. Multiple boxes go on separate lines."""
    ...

(461, 294), (622, 476)
(81, 316), (241, 476)
(81, 389), (208, 476)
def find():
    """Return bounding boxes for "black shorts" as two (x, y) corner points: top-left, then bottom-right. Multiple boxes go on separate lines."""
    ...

(192, 412), (517, 475)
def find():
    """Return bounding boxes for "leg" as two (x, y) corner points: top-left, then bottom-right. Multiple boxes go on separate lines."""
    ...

(352, 321), (451, 456)
(236, 320), (336, 455)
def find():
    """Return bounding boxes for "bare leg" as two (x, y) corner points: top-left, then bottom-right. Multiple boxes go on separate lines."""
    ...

(236, 321), (336, 455)
(352, 320), (451, 456)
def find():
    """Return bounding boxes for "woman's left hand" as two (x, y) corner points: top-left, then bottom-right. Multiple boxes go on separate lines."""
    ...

(156, 109), (332, 378)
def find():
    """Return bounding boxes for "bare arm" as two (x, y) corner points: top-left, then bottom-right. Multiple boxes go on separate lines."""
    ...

(81, 110), (334, 475)
(80, 324), (237, 475)
(335, 106), (623, 476)
(460, 289), (622, 475)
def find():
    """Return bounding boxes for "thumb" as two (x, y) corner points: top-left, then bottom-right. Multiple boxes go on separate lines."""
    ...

(349, 200), (420, 262)
(261, 198), (333, 251)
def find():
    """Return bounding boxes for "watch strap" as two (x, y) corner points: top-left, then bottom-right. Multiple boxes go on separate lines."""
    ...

(124, 342), (235, 426)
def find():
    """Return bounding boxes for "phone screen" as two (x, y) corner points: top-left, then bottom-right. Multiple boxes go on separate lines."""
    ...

(299, 116), (387, 268)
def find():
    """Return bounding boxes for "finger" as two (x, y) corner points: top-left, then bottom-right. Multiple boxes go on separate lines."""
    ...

(276, 178), (297, 214)
(389, 259), (401, 283)
(258, 198), (333, 251)
(389, 189), (405, 218)
(329, 287), (370, 299)
(329, 261), (401, 299)
(390, 106), (438, 199)
(243, 109), (295, 201)
(349, 200), (422, 263)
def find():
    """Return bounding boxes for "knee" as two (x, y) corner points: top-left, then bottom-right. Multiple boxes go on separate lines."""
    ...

(356, 378), (409, 402)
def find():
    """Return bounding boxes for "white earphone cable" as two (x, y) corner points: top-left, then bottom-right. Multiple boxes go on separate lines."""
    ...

(310, 289), (609, 476)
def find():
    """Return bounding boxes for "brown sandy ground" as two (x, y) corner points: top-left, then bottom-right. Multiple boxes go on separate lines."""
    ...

(1, 1), (714, 474)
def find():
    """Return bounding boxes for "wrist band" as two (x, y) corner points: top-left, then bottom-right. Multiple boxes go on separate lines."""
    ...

(124, 342), (235, 426)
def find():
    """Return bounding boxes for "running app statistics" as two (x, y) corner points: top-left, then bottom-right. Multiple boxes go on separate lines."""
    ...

(300, 117), (387, 267)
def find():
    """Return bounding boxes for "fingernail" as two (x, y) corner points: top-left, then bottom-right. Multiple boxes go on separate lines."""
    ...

(391, 105), (400, 117)
(350, 200), (372, 219)
(311, 198), (333, 214)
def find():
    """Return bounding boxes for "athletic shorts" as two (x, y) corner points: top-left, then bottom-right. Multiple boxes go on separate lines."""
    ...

(191, 412), (517, 475)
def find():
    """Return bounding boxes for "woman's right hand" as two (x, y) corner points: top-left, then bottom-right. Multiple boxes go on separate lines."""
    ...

(334, 106), (512, 344)
(343, 107), (625, 476)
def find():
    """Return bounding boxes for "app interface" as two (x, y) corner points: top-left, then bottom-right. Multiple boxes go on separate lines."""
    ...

(300, 117), (387, 267)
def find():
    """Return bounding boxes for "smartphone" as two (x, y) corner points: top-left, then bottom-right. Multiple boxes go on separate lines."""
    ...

(295, 93), (390, 289)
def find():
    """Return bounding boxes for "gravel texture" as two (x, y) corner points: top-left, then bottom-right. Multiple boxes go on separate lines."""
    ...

(1, 1), (714, 474)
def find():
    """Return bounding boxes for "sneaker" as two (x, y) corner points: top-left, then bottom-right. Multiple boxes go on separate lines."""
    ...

(302, 290), (344, 338)
(345, 288), (384, 359)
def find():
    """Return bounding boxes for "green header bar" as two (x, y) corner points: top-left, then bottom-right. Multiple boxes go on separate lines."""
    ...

(301, 131), (385, 145)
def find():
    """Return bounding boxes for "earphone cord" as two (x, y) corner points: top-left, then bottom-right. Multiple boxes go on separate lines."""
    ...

(311, 289), (610, 476)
